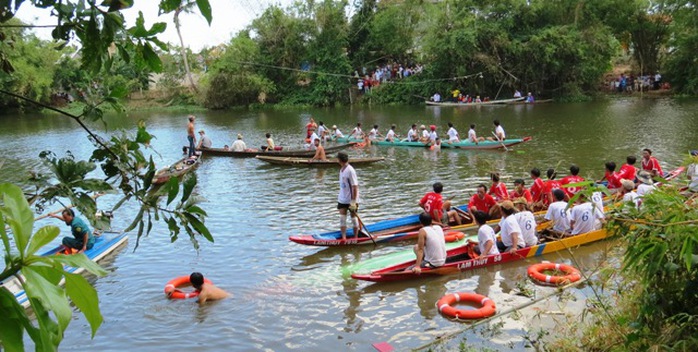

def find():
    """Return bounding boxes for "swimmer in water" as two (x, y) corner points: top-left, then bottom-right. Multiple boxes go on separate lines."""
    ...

(190, 272), (230, 303)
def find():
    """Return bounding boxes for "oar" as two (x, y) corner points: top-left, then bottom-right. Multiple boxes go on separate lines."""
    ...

(491, 131), (509, 151)
(350, 209), (377, 246)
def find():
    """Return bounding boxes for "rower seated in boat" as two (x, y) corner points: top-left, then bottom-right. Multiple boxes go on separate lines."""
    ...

(570, 194), (605, 236)
(50, 209), (95, 254)
(497, 201), (525, 253)
(486, 120), (506, 142)
(310, 139), (327, 161)
(331, 125), (344, 140)
(262, 133), (275, 151)
(543, 190), (571, 238)
(418, 125), (429, 143)
(488, 173), (509, 202)
(467, 124), (485, 144)
(197, 130), (212, 149)
(406, 124), (418, 142)
(419, 182), (444, 224)
(231, 134), (247, 152)
(471, 210), (499, 256)
(441, 201), (463, 226)
(385, 125), (397, 142)
(407, 213), (447, 274)
(446, 122), (460, 143)
(509, 179), (532, 206)
(513, 198), (538, 247)
(468, 184), (499, 220)
(189, 272), (230, 303)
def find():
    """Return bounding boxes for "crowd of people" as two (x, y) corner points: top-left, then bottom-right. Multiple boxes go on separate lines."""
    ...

(354, 63), (424, 94)
(608, 72), (669, 93)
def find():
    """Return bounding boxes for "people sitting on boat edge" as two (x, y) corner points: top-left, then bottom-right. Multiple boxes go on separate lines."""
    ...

(419, 182), (444, 226)
(570, 194), (605, 236)
(561, 165), (585, 199)
(641, 148), (664, 178)
(332, 125), (344, 140)
(513, 198), (538, 247)
(50, 209), (95, 254)
(349, 122), (363, 139)
(467, 124), (485, 144)
(408, 213), (447, 274)
(310, 138), (327, 161)
(487, 119), (506, 142)
(406, 124), (418, 142)
(468, 184), (499, 220)
(488, 173), (509, 202)
(197, 130), (212, 149)
(497, 200), (525, 253)
(419, 125), (429, 143)
(189, 272), (230, 303)
(510, 179), (532, 205)
(231, 134), (247, 152)
(544, 189), (571, 237)
(385, 125), (397, 142)
(262, 133), (275, 151)
(446, 122), (460, 143)
(471, 210), (499, 256)
(514, 90), (522, 98)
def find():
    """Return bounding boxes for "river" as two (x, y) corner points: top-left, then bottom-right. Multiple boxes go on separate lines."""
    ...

(1, 98), (696, 351)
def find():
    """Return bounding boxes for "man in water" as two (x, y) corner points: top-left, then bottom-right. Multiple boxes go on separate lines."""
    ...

(189, 272), (230, 303)
(231, 134), (247, 152)
(337, 152), (360, 240)
(196, 130), (212, 149)
(311, 138), (326, 161)
(50, 209), (95, 253)
(409, 213), (447, 274)
(186, 115), (196, 157)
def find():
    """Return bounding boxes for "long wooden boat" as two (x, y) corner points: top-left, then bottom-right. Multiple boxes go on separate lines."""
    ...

(425, 97), (525, 106)
(2, 232), (129, 308)
(333, 137), (531, 150)
(152, 156), (200, 185)
(184, 143), (355, 158)
(351, 228), (608, 282)
(256, 155), (385, 166)
(289, 205), (472, 246)
(505, 99), (554, 105)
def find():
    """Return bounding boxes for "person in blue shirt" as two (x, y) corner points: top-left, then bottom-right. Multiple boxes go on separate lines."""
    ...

(51, 209), (95, 253)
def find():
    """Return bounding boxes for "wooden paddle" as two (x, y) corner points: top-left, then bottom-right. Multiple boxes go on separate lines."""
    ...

(350, 209), (377, 246)
(491, 131), (509, 151)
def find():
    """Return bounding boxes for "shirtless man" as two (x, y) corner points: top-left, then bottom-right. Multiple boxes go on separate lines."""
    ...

(190, 272), (230, 303)
(311, 138), (326, 161)
(186, 115), (196, 157)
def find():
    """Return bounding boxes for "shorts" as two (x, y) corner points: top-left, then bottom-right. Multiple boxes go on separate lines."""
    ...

(337, 203), (359, 211)
(62, 237), (94, 250)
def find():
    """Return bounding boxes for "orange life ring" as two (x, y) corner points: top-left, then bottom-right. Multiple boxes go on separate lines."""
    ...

(527, 262), (581, 285)
(436, 292), (496, 320)
(164, 276), (213, 299)
(444, 231), (465, 243)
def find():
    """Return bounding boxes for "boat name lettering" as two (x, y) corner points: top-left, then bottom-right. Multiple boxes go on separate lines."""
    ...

(493, 255), (502, 262)
(313, 240), (358, 245)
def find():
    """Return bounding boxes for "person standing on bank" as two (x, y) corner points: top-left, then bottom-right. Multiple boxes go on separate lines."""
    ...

(186, 115), (196, 157)
(50, 209), (95, 253)
(337, 152), (360, 240)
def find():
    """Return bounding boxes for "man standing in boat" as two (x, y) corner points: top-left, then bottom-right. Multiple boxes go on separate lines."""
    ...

(410, 213), (447, 274)
(50, 209), (95, 253)
(337, 152), (360, 240)
(186, 115), (196, 158)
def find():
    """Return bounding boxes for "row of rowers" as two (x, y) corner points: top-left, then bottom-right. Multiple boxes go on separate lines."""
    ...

(464, 152), (663, 217)
(305, 118), (507, 144)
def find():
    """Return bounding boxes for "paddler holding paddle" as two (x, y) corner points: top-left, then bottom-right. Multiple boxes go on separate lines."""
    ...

(407, 213), (447, 274)
(50, 209), (95, 254)
(337, 152), (360, 240)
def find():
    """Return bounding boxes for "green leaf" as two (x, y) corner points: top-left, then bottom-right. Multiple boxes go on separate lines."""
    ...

(27, 296), (61, 350)
(47, 254), (108, 276)
(22, 267), (73, 333)
(141, 43), (162, 72)
(147, 22), (167, 36)
(181, 173), (196, 203)
(165, 177), (179, 205)
(0, 287), (30, 352)
(184, 213), (213, 242)
(26, 226), (61, 257)
(196, 0), (213, 25)
(0, 183), (34, 257)
(64, 272), (103, 337)
(158, 0), (181, 13)
(186, 205), (207, 216)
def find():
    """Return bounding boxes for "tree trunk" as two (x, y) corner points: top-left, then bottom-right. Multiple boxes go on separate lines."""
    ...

(174, 8), (198, 94)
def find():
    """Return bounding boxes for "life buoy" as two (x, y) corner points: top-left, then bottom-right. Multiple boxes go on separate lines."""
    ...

(164, 276), (213, 299)
(527, 262), (581, 285)
(436, 292), (496, 320)
(444, 231), (465, 243)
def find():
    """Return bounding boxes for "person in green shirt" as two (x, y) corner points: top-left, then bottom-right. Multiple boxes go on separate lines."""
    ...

(51, 209), (95, 253)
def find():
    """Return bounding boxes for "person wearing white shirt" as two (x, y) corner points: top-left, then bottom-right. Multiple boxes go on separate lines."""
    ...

(472, 210), (499, 256)
(619, 179), (640, 209)
(432, 93), (441, 102)
(513, 90), (522, 98)
(419, 125), (429, 143)
(446, 122), (460, 143)
(513, 199), (538, 247)
(428, 125), (438, 143)
(493, 119), (506, 141)
(545, 190), (571, 234)
(570, 197), (604, 235)
(636, 171), (656, 197)
(686, 150), (698, 193)
(308, 131), (320, 149)
(331, 125), (344, 139)
(349, 123), (363, 139)
(406, 124), (418, 142)
(385, 125), (397, 142)
(337, 152), (360, 240)
(317, 122), (327, 142)
(231, 134), (247, 152)
(497, 201), (525, 253)
(410, 213), (447, 274)
(368, 125), (381, 140)
(467, 124), (485, 144)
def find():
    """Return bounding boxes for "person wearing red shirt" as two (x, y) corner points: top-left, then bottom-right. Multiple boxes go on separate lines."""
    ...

(509, 179), (533, 205)
(488, 173), (509, 201)
(529, 168), (546, 211)
(560, 165), (585, 198)
(599, 161), (622, 192)
(543, 168), (562, 207)
(469, 184), (498, 218)
(305, 117), (317, 138)
(641, 148), (664, 177)
(618, 156), (637, 182)
(419, 182), (444, 224)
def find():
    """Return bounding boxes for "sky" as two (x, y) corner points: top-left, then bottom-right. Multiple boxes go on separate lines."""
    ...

(15, 0), (292, 51)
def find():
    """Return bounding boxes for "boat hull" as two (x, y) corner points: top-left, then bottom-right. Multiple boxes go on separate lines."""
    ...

(152, 157), (200, 185)
(184, 143), (355, 158)
(256, 156), (384, 166)
(425, 97), (525, 106)
(333, 137), (531, 150)
(3, 232), (129, 308)
(351, 228), (608, 282)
